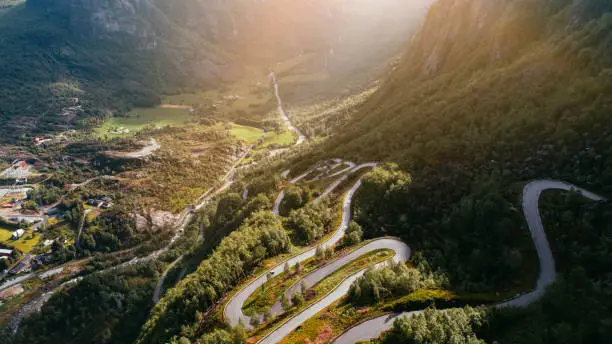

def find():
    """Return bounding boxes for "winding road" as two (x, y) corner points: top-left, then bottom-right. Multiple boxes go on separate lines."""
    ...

(224, 170), (606, 344)
(224, 163), (377, 328)
(270, 72), (306, 146)
(333, 180), (606, 343)
(122, 138), (161, 159)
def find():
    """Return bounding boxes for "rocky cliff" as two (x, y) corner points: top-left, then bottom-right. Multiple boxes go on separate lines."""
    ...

(395, 0), (612, 78)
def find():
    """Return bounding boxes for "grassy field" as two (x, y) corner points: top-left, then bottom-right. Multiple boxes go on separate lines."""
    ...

(230, 124), (263, 144)
(1, 228), (40, 253)
(162, 75), (274, 123)
(95, 107), (193, 138)
(8, 232), (40, 253)
(0, 227), (12, 241)
(262, 130), (296, 148)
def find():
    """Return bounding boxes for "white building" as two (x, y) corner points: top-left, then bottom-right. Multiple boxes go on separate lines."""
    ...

(11, 229), (25, 240)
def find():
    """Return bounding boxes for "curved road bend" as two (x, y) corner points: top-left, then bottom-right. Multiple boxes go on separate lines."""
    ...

(123, 138), (160, 159)
(274, 162), (376, 215)
(269, 238), (410, 316)
(257, 239), (410, 344)
(272, 170), (313, 216)
(315, 163), (377, 203)
(224, 170), (373, 328)
(332, 180), (606, 344)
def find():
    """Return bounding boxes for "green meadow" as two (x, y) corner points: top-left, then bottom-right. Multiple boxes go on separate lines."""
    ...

(95, 107), (193, 138)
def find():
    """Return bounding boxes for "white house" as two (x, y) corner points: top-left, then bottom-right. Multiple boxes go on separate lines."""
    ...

(11, 229), (25, 240)
(0, 248), (13, 257)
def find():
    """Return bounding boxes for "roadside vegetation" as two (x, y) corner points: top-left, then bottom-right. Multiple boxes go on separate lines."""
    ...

(243, 248), (394, 318)
(247, 249), (396, 342)
(137, 211), (291, 344)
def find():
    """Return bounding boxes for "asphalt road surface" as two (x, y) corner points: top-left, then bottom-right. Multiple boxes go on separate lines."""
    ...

(225, 176), (605, 344)
(224, 169), (373, 328)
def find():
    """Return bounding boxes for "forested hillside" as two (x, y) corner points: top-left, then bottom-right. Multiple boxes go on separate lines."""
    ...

(318, 0), (612, 281)
(314, 0), (612, 342)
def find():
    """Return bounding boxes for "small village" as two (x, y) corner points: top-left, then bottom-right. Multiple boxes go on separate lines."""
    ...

(0, 159), (114, 286)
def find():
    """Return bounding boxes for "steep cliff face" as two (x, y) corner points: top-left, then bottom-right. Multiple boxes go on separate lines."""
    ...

(328, 0), (612, 169)
(395, 0), (612, 79)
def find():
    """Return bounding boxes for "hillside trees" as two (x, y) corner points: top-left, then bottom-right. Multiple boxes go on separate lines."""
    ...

(380, 307), (486, 344)
(285, 199), (334, 245)
(279, 184), (311, 216)
(326, 1), (612, 295)
(214, 193), (245, 226)
(137, 211), (290, 344)
(13, 262), (163, 344)
(343, 221), (364, 246)
(476, 193), (612, 344)
(348, 261), (433, 306)
(88, 206), (137, 252)
(355, 166), (528, 292)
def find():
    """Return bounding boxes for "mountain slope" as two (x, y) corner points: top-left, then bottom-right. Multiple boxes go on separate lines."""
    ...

(327, 0), (612, 193)
(293, 0), (612, 295)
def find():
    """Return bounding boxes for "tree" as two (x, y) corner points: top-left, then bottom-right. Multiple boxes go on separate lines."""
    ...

(21, 200), (39, 212)
(349, 262), (426, 306)
(279, 184), (307, 216)
(381, 307), (485, 344)
(285, 201), (333, 245)
(294, 261), (302, 274)
(315, 245), (324, 260)
(231, 323), (247, 344)
(300, 281), (308, 294)
(292, 291), (305, 308)
(284, 262), (290, 274)
(263, 308), (272, 322)
(249, 315), (260, 328)
(280, 293), (291, 311)
(324, 247), (333, 260)
(198, 329), (234, 344)
(343, 221), (363, 246)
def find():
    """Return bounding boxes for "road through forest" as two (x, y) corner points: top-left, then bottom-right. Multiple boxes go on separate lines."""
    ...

(224, 170), (605, 344)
